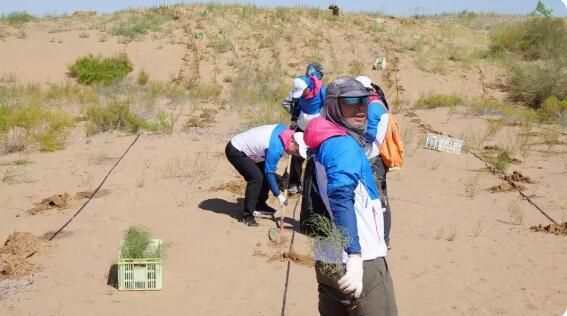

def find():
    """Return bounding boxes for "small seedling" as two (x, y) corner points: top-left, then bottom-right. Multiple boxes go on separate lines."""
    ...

(486, 119), (504, 138)
(429, 159), (441, 171)
(542, 129), (560, 154)
(135, 171), (145, 188)
(1, 166), (30, 184)
(471, 219), (484, 237)
(137, 70), (150, 86)
(12, 159), (32, 166)
(445, 225), (457, 241)
(464, 172), (482, 199)
(121, 226), (161, 259)
(507, 199), (523, 225)
(307, 215), (350, 279)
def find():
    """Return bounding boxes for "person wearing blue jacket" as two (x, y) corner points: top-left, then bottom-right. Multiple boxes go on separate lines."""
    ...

(286, 62), (326, 194)
(304, 77), (397, 315)
(225, 125), (307, 227)
(357, 75), (393, 249)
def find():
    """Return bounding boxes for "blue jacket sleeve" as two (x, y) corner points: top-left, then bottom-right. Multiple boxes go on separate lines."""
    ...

(320, 138), (362, 254)
(365, 102), (387, 143)
(264, 148), (283, 197)
(329, 186), (361, 254)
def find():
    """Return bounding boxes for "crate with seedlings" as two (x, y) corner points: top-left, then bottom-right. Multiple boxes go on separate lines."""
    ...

(117, 226), (163, 291)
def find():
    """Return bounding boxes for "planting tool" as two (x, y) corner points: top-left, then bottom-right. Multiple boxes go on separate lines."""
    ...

(269, 155), (293, 243)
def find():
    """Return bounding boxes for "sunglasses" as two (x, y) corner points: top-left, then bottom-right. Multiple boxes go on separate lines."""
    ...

(339, 96), (368, 106)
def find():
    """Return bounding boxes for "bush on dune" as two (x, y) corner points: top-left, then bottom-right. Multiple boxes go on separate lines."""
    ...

(0, 105), (74, 152)
(491, 17), (567, 110)
(68, 54), (133, 86)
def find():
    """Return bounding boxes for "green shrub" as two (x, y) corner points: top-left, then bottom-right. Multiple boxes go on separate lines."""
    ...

(0, 12), (35, 26)
(111, 12), (169, 39)
(86, 100), (172, 135)
(145, 111), (174, 134)
(491, 18), (567, 109)
(186, 82), (222, 100)
(0, 105), (74, 152)
(508, 61), (567, 109)
(539, 96), (567, 125)
(35, 112), (74, 151)
(231, 65), (289, 125)
(489, 24), (525, 57)
(498, 103), (539, 126)
(416, 94), (463, 109)
(214, 37), (233, 54)
(274, 7), (297, 23)
(137, 70), (150, 86)
(467, 98), (505, 116)
(86, 101), (145, 135)
(68, 54), (133, 86)
(490, 17), (567, 60)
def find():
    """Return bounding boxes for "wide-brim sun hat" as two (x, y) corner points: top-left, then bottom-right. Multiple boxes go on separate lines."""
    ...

(293, 132), (308, 159)
(291, 78), (308, 98)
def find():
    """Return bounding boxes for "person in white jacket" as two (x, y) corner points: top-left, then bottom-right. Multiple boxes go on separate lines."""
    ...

(356, 75), (393, 249)
(304, 77), (397, 315)
(225, 124), (307, 227)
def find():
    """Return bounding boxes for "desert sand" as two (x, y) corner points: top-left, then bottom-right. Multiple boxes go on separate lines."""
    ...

(0, 5), (566, 316)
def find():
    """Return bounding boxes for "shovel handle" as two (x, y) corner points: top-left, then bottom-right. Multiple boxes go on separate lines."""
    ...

(279, 154), (293, 231)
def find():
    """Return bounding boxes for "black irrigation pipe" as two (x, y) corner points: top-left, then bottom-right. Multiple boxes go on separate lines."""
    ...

(280, 197), (301, 316)
(518, 191), (558, 225)
(26, 133), (142, 259)
(468, 151), (559, 225)
(408, 111), (560, 225)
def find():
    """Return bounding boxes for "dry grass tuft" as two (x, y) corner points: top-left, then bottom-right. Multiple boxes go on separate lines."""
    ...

(464, 172), (482, 199)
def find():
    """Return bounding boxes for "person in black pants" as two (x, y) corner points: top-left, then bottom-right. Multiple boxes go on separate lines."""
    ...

(225, 124), (307, 227)
(285, 63), (326, 194)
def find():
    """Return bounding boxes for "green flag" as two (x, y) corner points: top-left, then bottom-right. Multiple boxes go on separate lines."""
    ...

(535, 0), (553, 17)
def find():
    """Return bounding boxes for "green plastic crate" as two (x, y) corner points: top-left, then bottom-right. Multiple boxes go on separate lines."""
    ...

(117, 239), (162, 291)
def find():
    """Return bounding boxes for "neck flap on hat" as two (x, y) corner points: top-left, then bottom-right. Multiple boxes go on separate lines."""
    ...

(323, 77), (370, 147)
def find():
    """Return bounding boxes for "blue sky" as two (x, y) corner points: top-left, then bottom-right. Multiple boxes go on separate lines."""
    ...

(1, 0), (567, 17)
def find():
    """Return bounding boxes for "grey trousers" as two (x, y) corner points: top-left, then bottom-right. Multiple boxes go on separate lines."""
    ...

(316, 257), (398, 316)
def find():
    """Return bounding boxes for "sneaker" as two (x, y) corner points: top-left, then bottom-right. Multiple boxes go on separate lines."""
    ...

(386, 241), (392, 250)
(239, 215), (259, 227)
(255, 203), (277, 215)
(288, 185), (302, 195)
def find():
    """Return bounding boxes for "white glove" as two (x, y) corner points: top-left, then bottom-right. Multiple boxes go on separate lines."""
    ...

(338, 254), (363, 298)
(277, 194), (288, 206)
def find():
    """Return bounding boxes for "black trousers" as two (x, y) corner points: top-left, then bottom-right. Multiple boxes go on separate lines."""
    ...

(225, 141), (269, 216)
(289, 126), (304, 187)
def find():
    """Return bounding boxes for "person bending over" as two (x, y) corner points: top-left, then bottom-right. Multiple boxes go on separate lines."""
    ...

(225, 124), (307, 227)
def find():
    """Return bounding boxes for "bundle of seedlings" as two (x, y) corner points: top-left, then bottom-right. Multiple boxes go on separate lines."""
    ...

(307, 215), (350, 279)
(120, 226), (162, 259)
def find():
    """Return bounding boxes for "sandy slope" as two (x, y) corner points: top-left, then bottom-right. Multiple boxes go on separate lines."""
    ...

(1, 107), (566, 315)
(1, 9), (566, 316)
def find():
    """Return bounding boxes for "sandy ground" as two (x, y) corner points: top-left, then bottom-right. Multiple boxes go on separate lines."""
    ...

(1, 10), (567, 316)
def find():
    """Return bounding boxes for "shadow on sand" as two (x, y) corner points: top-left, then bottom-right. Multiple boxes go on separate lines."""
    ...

(198, 198), (243, 220)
